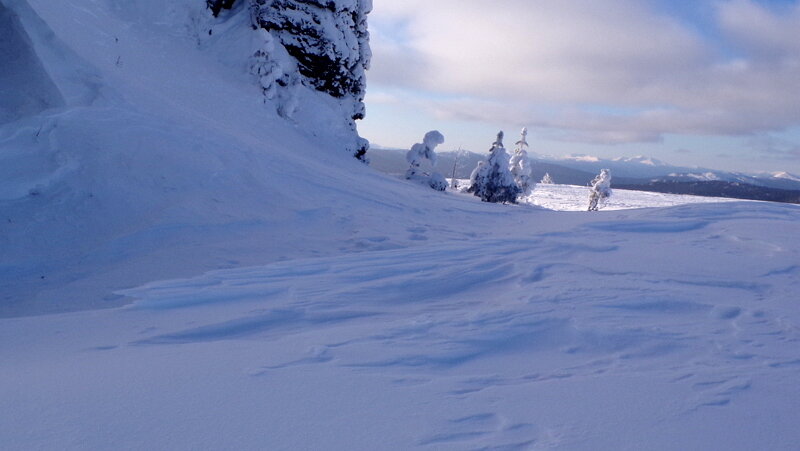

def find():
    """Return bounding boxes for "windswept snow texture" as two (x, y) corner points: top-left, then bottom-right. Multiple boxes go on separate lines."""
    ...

(2, 0), (800, 450)
(3, 202), (800, 450)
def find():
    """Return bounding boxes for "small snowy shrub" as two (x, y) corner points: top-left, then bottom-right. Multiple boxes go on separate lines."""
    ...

(588, 168), (612, 211)
(468, 132), (522, 203)
(541, 173), (554, 184)
(406, 131), (447, 191)
(509, 127), (533, 196)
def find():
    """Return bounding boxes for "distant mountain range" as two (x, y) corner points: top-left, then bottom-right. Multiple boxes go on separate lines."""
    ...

(368, 148), (800, 204)
(545, 154), (800, 192)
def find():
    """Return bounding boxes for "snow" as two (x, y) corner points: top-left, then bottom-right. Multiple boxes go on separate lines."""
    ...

(564, 154), (601, 162)
(2, 1), (800, 450)
(613, 155), (666, 166)
(670, 171), (721, 181)
(3, 201), (800, 450)
(0, 0), (64, 123)
(468, 131), (521, 203)
(510, 127), (533, 195)
(405, 130), (447, 190)
(443, 181), (741, 211)
(0, 0), (376, 316)
(771, 171), (800, 182)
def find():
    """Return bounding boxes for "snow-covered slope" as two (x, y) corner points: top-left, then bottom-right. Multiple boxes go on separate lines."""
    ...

(3, 201), (799, 450)
(0, 0), (376, 316)
(771, 171), (800, 182)
(2, 1), (800, 450)
(523, 183), (740, 211)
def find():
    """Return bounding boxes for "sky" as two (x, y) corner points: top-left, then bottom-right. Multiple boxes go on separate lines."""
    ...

(358, 0), (800, 174)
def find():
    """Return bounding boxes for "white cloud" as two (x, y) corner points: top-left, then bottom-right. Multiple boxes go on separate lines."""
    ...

(368, 0), (800, 146)
(718, 0), (800, 62)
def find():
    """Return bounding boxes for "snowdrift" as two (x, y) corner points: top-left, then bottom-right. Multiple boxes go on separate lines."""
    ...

(0, 0), (380, 315)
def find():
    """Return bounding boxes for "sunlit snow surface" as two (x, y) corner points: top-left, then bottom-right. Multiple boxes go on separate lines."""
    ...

(450, 180), (741, 211)
(523, 183), (739, 211)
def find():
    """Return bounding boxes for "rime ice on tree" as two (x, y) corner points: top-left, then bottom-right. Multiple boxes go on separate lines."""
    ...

(468, 132), (522, 203)
(449, 147), (469, 189)
(406, 131), (448, 191)
(509, 127), (534, 195)
(588, 168), (612, 211)
(541, 173), (554, 184)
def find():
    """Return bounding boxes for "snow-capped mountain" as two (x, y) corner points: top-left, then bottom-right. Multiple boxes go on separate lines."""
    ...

(547, 154), (684, 178)
(546, 154), (800, 191)
(771, 171), (800, 182)
(613, 155), (667, 166)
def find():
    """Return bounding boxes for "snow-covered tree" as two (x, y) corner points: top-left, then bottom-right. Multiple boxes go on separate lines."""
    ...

(541, 173), (554, 184)
(509, 127), (533, 195)
(406, 131), (447, 191)
(588, 168), (612, 211)
(449, 147), (469, 189)
(468, 132), (522, 203)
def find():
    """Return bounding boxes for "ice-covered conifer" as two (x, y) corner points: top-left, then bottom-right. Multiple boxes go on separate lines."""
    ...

(405, 131), (447, 191)
(468, 132), (522, 203)
(588, 169), (612, 211)
(541, 173), (554, 184)
(509, 127), (533, 195)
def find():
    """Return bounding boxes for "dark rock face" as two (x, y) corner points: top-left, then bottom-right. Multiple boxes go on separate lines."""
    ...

(206, 0), (372, 160)
(250, 0), (371, 120)
(207, 0), (238, 17)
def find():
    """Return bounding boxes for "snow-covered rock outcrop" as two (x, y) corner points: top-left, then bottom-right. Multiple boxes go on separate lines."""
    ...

(0, 0), (375, 315)
(210, 0), (372, 159)
(250, 0), (371, 118)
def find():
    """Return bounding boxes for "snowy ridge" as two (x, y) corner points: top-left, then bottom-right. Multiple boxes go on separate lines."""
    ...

(771, 171), (800, 182)
(668, 171), (721, 181)
(535, 153), (800, 191)
(612, 155), (666, 166)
